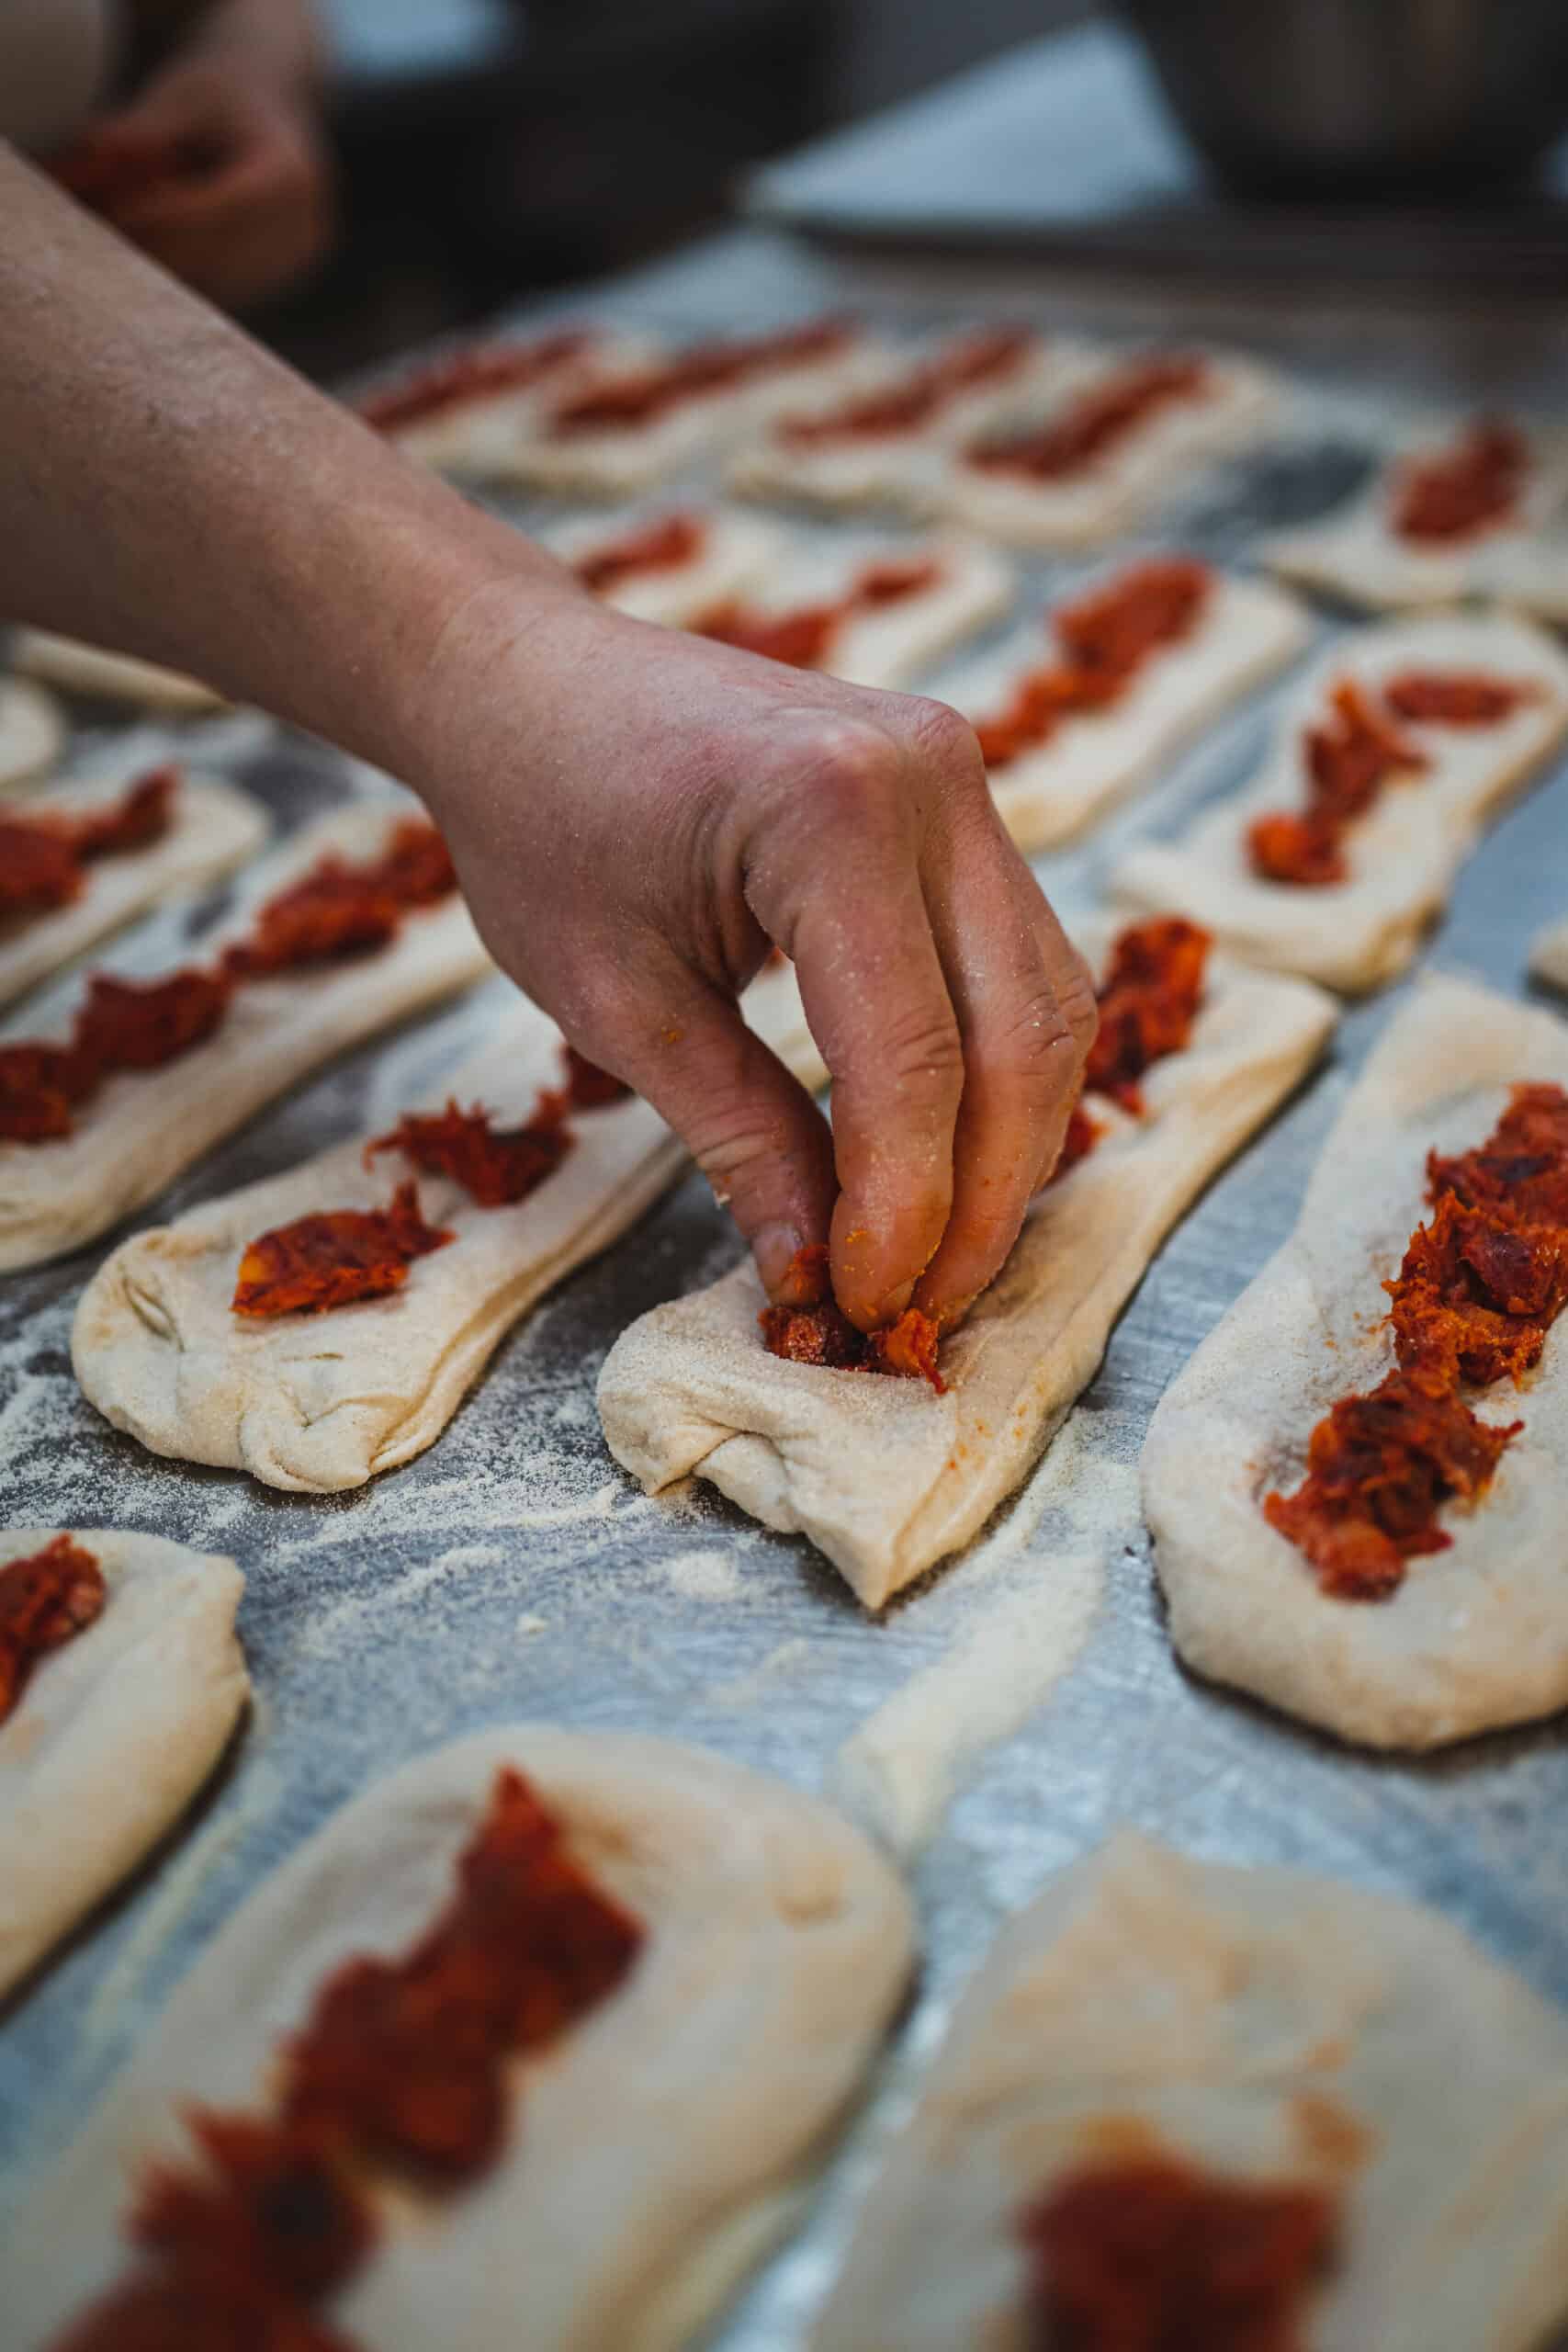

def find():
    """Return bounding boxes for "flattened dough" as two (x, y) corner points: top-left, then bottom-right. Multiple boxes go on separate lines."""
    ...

(1145, 975), (1568, 1750)
(0, 800), (491, 1272)
(599, 926), (1336, 1607)
(1114, 608), (1568, 994)
(0, 675), (65, 793)
(373, 329), (657, 477)
(814, 1829), (1568, 2352)
(700, 534), (1013, 692)
(73, 962), (827, 1492)
(931, 567), (1309, 854)
(9, 1724), (915, 2352)
(937, 351), (1279, 548)
(0, 1528), (248, 2000)
(1529, 910), (1568, 995)
(0, 769), (267, 1010)
(9, 628), (227, 712)
(544, 503), (784, 627)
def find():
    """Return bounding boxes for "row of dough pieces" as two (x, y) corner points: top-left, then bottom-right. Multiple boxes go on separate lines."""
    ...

(8, 1554), (1568, 2352)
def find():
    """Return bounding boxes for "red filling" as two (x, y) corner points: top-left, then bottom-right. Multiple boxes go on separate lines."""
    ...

(1382, 670), (1534, 727)
(232, 1182), (454, 1317)
(1247, 679), (1427, 888)
(1084, 917), (1211, 1117)
(357, 332), (593, 432)
(0, 767), (178, 918)
(697, 558), (940, 671)
(549, 320), (852, 435)
(965, 356), (1211, 483)
(758, 1242), (946, 1393)
(974, 560), (1212, 770)
(367, 1097), (570, 1209)
(1391, 419), (1528, 545)
(0, 1533), (106, 1725)
(574, 514), (705, 594)
(777, 327), (1033, 445)
(228, 820), (455, 978)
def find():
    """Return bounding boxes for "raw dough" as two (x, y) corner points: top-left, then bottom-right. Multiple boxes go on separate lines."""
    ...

(1114, 608), (1568, 994)
(0, 1528), (248, 2001)
(8, 1724), (916, 2352)
(1529, 911), (1568, 995)
(931, 568), (1309, 854)
(599, 924), (1337, 1607)
(9, 628), (227, 713)
(0, 800), (491, 1273)
(0, 674), (64, 793)
(73, 962), (828, 1492)
(374, 328), (657, 477)
(936, 351), (1279, 548)
(544, 503), (785, 628)
(700, 534), (1014, 692)
(0, 768), (267, 1010)
(1145, 974), (1568, 1751)
(813, 1829), (1568, 2352)
(1265, 419), (1568, 620)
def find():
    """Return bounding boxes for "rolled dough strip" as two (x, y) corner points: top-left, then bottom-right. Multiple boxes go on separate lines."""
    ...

(1529, 910), (1568, 995)
(813, 1829), (1568, 2352)
(1145, 973), (1568, 1751)
(0, 1528), (249, 2001)
(0, 799), (491, 1273)
(369, 327), (657, 477)
(599, 924), (1336, 1607)
(699, 534), (1014, 693)
(543, 503), (785, 628)
(931, 567), (1309, 854)
(0, 769), (268, 1011)
(8, 1724), (915, 2352)
(0, 675), (65, 793)
(9, 628), (227, 713)
(1113, 608), (1568, 995)
(73, 962), (828, 1492)
(937, 350), (1279, 548)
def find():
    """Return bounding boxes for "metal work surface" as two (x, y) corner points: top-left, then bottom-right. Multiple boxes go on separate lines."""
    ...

(4, 232), (1568, 2348)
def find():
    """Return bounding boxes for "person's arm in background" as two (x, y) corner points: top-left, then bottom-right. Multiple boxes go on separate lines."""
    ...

(0, 144), (1097, 1332)
(51, 0), (333, 310)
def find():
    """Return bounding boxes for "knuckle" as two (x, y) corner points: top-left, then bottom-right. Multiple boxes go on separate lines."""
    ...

(905, 693), (985, 781)
(794, 718), (904, 830)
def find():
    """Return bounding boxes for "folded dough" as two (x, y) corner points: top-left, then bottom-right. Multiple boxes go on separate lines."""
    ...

(8, 628), (227, 712)
(0, 769), (267, 1010)
(73, 963), (827, 1492)
(1114, 607), (1568, 994)
(8, 1724), (915, 2352)
(599, 925), (1336, 1607)
(1145, 974), (1568, 1751)
(543, 503), (785, 627)
(0, 1528), (249, 2000)
(0, 799), (491, 1273)
(813, 1829), (1568, 2352)
(0, 674), (64, 793)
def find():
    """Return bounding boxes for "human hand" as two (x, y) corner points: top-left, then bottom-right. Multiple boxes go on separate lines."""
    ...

(409, 589), (1098, 1333)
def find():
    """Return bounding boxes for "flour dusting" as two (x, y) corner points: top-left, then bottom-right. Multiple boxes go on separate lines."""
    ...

(664, 1548), (741, 1601)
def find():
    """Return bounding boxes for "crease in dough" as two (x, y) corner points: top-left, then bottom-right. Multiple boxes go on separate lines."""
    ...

(7, 1724), (915, 2352)
(1113, 606), (1568, 994)
(1144, 972), (1568, 1752)
(812, 1829), (1568, 2352)
(599, 922), (1337, 1608)
(73, 962), (826, 1493)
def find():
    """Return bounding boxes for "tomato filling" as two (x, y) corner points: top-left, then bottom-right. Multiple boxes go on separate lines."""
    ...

(974, 560), (1212, 770)
(0, 1533), (106, 1724)
(965, 356), (1211, 483)
(0, 767), (178, 919)
(1264, 1083), (1568, 1599)
(1390, 419), (1527, 545)
(548, 319), (851, 435)
(232, 1182), (453, 1317)
(777, 327), (1033, 446)
(1247, 679), (1427, 888)
(698, 558), (940, 670)
(1020, 2151), (1337, 2352)
(53, 1769), (643, 2351)
(75, 967), (232, 1072)
(1382, 671), (1534, 726)
(574, 513), (705, 594)
(758, 1242), (946, 1393)
(1084, 917), (1211, 1116)
(367, 1096), (570, 1208)
(229, 822), (454, 978)
(357, 331), (592, 432)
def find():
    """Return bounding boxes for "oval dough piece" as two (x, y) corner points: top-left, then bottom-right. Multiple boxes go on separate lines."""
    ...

(0, 675), (65, 793)
(814, 1829), (1568, 2352)
(1145, 974), (1568, 1750)
(0, 1527), (249, 2000)
(543, 503), (784, 628)
(8, 628), (227, 713)
(8, 1724), (916, 2352)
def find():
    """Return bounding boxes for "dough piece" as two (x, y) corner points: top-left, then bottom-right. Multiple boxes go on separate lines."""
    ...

(0, 674), (65, 793)
(700, 534), (1014, 692)
(937, 351), (1279, 548)
(369, 328), (657, 477)
(725, 330), (1101, 514)
(9, 628), (226, 712)
(544, 503), (785, 628)
(1531, 912), (1568, 994)
(1114, 608), (1568, 994)
(0, 800), (491, 1273)
(0, 769), (267, 1010)
(0, 1528), (248, 2000)
(1265, 419), (1568, 620)
(73, 962), (827, 1492)
(599, 926), (1336, 1607)
(1145, 973), (1568, 1750)
(931, 568), (1309, 854)
(813, 1829), (1568, 2352)
(9, 1724), (915, 2352)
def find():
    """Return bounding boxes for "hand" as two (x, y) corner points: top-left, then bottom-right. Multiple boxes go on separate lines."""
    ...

(410, 589), (1098, 1333)
(54, 61), (333, 310)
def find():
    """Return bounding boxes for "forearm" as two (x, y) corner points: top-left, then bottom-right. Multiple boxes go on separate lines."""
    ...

(0, 144), (580, 774)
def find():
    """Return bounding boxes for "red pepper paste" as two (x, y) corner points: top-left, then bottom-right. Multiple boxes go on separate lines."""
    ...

(0, 1042), (96, 1143)
(358, 331), (592, 433)
(232, 1182), (453, 1317)
(0, 1533), (106, 1724)
(74, 967), (232, 1073)
(227, 820), (455, 978)
(0, 768), (178, 918)
(759, 1242), (946, 1394)
(1382, 671), (1534, 727)
(974, 560), (1212, 770)
(561, 1044), (632, 1108)
(1264, 1082), (1568, 1600)
(69, 767), (178, 859)
(964, 356), (1211, 484)
(1247, 679), (1427, 888)
(1084, 917), (1211, 1115)
(777, 327), (1033, 447)
(1391, 419), (1528, 545)
(1020, 2150), (1337, 2352)
(367, 1095), (570, 1208)
(52, 1768), (643, 2352)
(698, 558), (940, 671)
(549, 319), (851, 435)
(574, 513), (705, 594)
(363, 819), (458, 908)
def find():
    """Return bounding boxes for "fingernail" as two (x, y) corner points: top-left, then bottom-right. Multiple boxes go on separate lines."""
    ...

(754, 1223), (816, 1302)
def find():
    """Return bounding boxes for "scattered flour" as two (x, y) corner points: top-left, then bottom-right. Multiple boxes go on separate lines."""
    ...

(663, 1548), (741, 1602)
(711, 1637), (818, 1710)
